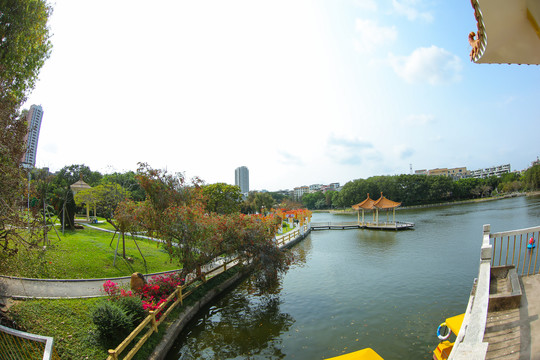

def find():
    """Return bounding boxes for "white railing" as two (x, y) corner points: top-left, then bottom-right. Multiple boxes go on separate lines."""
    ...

(448, 224), (492, 359)
(0, 324), (59, 360)
(449, 223), (539, 359)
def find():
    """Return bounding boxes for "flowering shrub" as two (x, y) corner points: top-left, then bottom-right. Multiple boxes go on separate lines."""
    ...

(100, 272), (184, 326)
(141, 298), (168, 320)
(140, 273), (184, 301)
(102, 280), (120, 299)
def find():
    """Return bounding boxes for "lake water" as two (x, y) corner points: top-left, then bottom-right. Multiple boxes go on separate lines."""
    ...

(165, 195), (540, 360)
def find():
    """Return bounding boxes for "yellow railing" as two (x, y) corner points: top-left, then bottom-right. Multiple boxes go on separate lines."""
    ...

(490, 225), (540, 276)
(105, 225), (308, 359)
(0, 324), (61, 360)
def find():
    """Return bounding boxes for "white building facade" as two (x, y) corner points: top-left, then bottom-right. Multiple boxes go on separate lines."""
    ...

(21, 105), (44, 168)
(235, 166), (249, 194)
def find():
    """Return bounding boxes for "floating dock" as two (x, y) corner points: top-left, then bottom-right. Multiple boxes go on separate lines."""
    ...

(311, 221), (414, 231)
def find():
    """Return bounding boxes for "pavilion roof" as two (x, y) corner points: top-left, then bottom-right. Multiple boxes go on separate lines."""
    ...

(70, 179), (91, 193)
(352, 193), (401, 210)
(469, 0), (540, 65)
(373, 193), (401, 209)
(352, 193), (376, 210)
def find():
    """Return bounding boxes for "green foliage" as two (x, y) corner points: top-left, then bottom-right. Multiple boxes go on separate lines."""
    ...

(74, 183), (130, 223)
(301, 191), (325, 210)
(91, 301), (133, 347)
(117, 295), (146, 326)
(202, 182), (242, 214)
(335, 173), (526, 208)
(523, 164), (540, 190)
(241, 192), (275, 214)
(0, 0), (53, 107)
(101, 171), (146, 201)
(1, 0), (53, 256)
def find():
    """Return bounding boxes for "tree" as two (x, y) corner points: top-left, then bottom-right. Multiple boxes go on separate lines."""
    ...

(134, 164), (290, 292)
(0, 0), (53, 256)
(202, 183), (242, 214)
(74, 183), (129, 226)
(0, 0), (53, 108)
(101, 171), (145, 202)
(523, 164), (540, 190)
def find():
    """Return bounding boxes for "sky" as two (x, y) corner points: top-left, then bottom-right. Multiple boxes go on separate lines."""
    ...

(25, 0), (540, 191)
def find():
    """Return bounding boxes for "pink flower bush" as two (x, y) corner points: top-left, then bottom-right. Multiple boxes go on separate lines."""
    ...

(102, 280), (120, 299)
(101, 272), (185, 320)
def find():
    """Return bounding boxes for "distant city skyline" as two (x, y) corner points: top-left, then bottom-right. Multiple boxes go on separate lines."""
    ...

(21, 105), (44, 168)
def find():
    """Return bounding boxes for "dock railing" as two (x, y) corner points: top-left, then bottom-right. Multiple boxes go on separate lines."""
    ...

(489, 225), (540, 276)
(449, 224), (539, 359)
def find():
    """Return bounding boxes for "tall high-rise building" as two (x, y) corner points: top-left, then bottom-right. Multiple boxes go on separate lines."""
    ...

(235, 166), (249, 194)
(21, 104), (44, 168)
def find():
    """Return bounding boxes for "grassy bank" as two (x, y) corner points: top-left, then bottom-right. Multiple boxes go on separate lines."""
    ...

(0, 226), (178, 279)
(7, 267), (242, 359)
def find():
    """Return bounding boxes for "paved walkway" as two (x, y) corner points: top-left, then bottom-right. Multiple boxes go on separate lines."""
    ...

(484, 274), (540, 360)
(0, 228), (307, 299)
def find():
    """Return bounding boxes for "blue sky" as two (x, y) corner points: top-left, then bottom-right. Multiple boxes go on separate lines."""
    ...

(25, 0), (540, 191)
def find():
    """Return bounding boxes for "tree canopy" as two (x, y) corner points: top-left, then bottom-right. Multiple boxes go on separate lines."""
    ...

(0, 0), (53, 108)
(0, 0), (53, 256)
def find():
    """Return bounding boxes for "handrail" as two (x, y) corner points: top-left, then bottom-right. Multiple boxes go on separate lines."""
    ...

(489, 225), (540, 276)
(448, 224), (493, 359)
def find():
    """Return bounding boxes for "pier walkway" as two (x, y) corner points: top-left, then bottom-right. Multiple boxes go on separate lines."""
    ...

(311, 221), (414, 231)
(448, 225), (540, 360)
(483, 274), (540, 360)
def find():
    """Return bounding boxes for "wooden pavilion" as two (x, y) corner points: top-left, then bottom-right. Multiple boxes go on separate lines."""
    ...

(352, 193), (402, 226)
(70, 176), (92, 221)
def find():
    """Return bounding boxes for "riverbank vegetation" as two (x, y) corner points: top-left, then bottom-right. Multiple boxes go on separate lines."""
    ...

(303, 165), (540, 210)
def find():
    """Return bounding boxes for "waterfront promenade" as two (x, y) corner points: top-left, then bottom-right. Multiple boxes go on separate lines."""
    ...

(484, 274), (540, 359)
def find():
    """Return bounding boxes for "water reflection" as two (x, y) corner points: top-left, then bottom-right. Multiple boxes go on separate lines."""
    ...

(166, 196), (540, 360)
(169, 281), (294, 360)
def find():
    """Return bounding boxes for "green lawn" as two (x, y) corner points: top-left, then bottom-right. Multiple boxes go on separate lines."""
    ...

(8, 267), (241, 359)
(0, 226), (179, 279)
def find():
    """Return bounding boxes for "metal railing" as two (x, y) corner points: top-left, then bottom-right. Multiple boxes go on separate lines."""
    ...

(0, 324), (60, 360)
(490, 225), (540, 276)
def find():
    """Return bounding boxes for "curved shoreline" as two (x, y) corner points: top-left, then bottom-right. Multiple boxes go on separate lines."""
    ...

(321, 192), (538, 215)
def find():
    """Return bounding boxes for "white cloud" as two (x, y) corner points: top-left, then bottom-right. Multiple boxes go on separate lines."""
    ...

(278, 150), (303, 166)
(388, 46), (462, 85)
(396, 145), (415, 160)
(402, 113), (435, 126)
(354, 19), (397, 53)
(392, 0), (433, 22)
(326, 134), (375, 165)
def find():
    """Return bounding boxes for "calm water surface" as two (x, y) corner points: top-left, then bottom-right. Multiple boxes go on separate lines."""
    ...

(166, 195), (540, 360)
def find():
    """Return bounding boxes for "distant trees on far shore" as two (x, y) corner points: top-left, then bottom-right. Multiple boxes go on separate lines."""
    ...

(304, 165), (540, 210)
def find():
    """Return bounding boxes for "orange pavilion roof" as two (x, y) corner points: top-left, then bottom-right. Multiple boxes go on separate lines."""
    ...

(352, 193), (401, 210)
(352, 194), (376, 210)
(373, 193), (401, 209)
